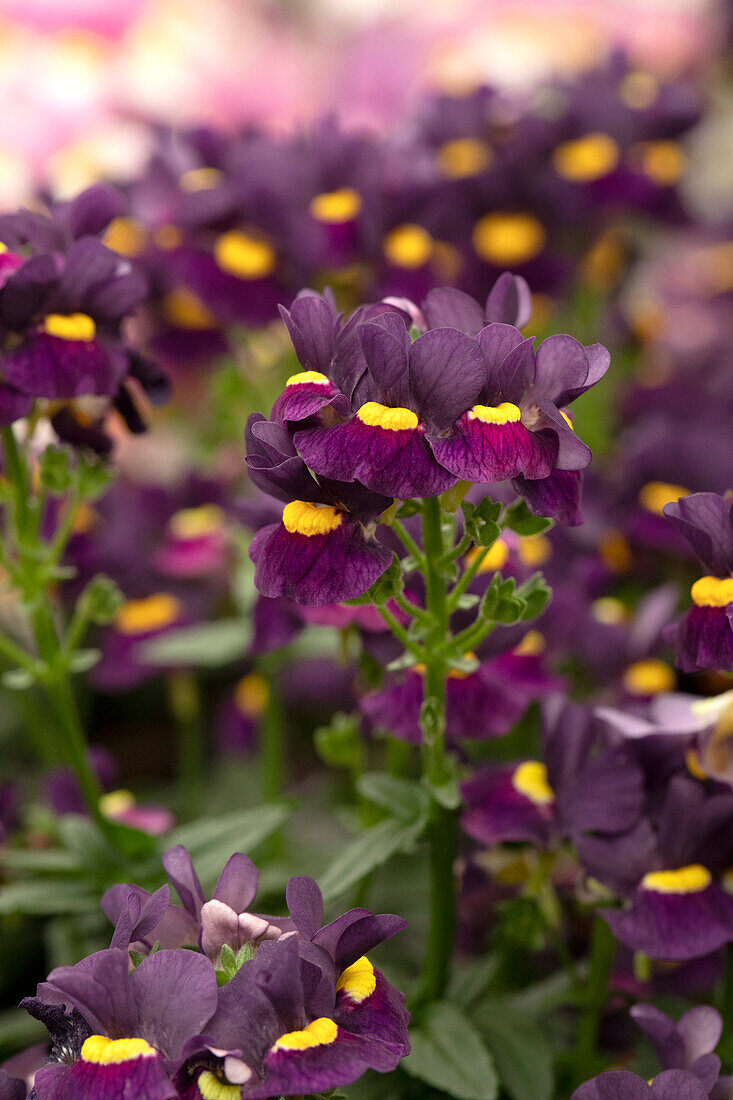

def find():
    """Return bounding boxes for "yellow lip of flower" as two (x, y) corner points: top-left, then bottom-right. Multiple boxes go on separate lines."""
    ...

(513, 629), (546, 656)
(591, 596), (628, 624)
(437, 138), (493, 179)
(234, 672), (269, 718)
(356, 402), (419, 431)
(512, 760), (555, 805)
(466, 539), (509, 573)
(285, 371), (330, 387)
(685, 748), (708, 782)
(518, 535), (551, 567)
(468, 402), (521, 425)
(103, 216), (147, 257)
(638, 481), (690, 515)
(641, 864), (711, 894)
(309, 187), (362, 224)
(552, 133), (620, 182)
(274, 1017), (338, 1051)
(162, 288), (216, 330)
(214, 231), (277, 280)
(618, 71), (659, 110)
(197, 1071), (242, 1100)
(335, 956), (376, 1003)
(599, 528), (632, 573)
(179, 167), (223, 192)
(472, 213), (546, 266)
(81, 1036), (156, 1065)
(282, 500), (343, 537)
(691, 576), (733, 609)
(383, 224), (434, 269)
(169, 504), (225, 541)
(154, 224), (183, 250)
(43, 313), (96, 342)
(116, 594), (182, 635)
(100, 789), (135, 818)
(629, 141), (687, 187)
(622, 658), (676, 696)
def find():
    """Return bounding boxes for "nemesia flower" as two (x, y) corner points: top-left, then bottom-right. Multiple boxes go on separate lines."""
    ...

(572, 1001), (729, 1100)
(90, 592), (188, 692)
(245, 414), (393, 605)
(0, 185), (167, 429)
(587, 776), (733, 960)
(461, 697), (643, 849)
(663, 493), (733, 673)
(360, 648), (558, 746)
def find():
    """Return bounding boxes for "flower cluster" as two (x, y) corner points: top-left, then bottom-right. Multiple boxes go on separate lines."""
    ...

(3, 846), (409, 1099)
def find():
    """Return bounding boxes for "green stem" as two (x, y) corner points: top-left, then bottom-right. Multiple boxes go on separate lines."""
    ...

(258, 655), (288, 860)
(719, 944), (733, 1040)
(392, 518), (426, 569)
(167, 671), (204, 818)
(573, 915), (616, 1081)
(447, 541), (494, 612)
(1, 427), (30, 542)
(418, 496), (456, 1004)
(376, 605), (423, 662)
(0, 628), (46, 679)
(31, 603), (119, 845)
(393, 591), (431, 626)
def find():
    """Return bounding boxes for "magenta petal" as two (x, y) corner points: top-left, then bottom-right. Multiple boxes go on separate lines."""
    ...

(295, 419), (455, 499)
(250, 520), (392, 606)
(3, 334), (125, 399)
(429, 413), (536, 483)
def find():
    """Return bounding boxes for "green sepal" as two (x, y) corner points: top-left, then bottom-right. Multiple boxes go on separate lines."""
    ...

(462, 498), (502, 547)
(314, 712), (363, 770)
(502, 499), (554, 537)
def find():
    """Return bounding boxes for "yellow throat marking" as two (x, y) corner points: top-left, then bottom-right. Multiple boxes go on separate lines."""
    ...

(282, 501), (343, 537)
(357, 402), (419, 431)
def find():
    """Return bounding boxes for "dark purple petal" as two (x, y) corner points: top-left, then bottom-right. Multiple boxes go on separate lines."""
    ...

(430, 411), (539, 484)
(357, 313), (411, 406)
(485, 272), (532, 328)
(2, 335), (126, 400)
(408, 328), (485, 433)
(250, 518), (392, 606)
(664, 494), (733, 575)
(213, 853), (259, 912)
(161, 845), (206, 920)
(602, 882), (732, 961)
(513, 469), (583, 526)
(286, 876), (324, 939)
(421, 287), (485, 335)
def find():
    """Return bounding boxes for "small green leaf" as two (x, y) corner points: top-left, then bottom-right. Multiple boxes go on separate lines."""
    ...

(39, 447), (73, 494)
(67, 648), (101, 673)
(80, 574), (123, 625)
(1, 668), (35, 690)
(365, 556), (404, 607)
(141, 620), (251, 667)
(402, 1001), (498, 1100)
(77, 454), (114, 500)
(473, 1002), (554, 1100)
(319, 814), (427, 903)
(314, 713), (363, 770)
(386, 652), (420, 672)
(462, 499), (502, 547)
(515, 573), (553, 621)
(356, 773), (430, 821)
(502, 499), (554, 537)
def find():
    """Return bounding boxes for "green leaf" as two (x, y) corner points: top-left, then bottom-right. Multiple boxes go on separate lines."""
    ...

(356, 773), (430, 821)
(449, 955), (500, 1009)
(0, 848), (82, 873)
(141, 619), (252, 667)
(167, 804), (290, 884)
(402, 1001), (498, 1100)
(39, 447), (73, 494)
(66, 648), (101, 673)
(1, 668), (35, 690)
(314, 713), (364, 771)
(365, 556), (404, 607)
(0, 878), (98, 915)
(77, 454), (114, 500)
(502, 499), (554, 537)
(319, 813), (427, 903)
(515, 573), (553, 621)
(479, 574), (526, 624)
(80, 574), (123, 624)
(473, 1002), (554, 1100)
(462, 499), (502, 547)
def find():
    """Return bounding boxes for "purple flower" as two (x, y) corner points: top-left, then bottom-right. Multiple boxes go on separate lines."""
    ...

(0, 186), (167, 427)
(245, 414), (393, 605)
(663, 494), (733, 673)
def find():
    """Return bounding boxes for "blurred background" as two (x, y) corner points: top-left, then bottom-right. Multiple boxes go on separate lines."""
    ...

(0, 0), (730, 212)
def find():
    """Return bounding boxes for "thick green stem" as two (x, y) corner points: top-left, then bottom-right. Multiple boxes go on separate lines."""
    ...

(447, 541), (493, 612)
(31, 603), (119, 846)
(391, 518), (425, 569)
(2, 427), (30, 541)
(719, 944), (733, 1042)
(418, 496), (456, 1003)
(572, 915), (616, 1081)
(167, 671), (204, 818)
